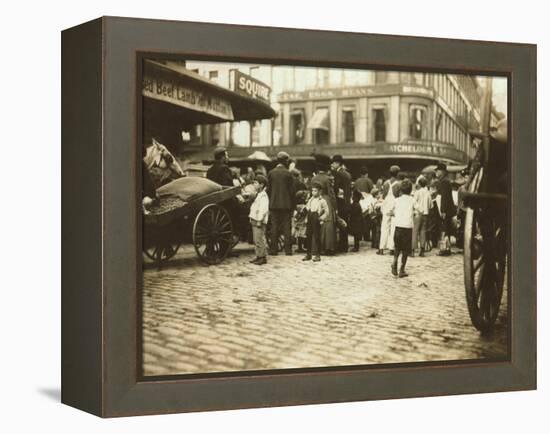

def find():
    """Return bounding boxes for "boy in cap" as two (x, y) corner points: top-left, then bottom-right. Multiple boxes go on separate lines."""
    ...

(303, 181), (329, 262)
(248, 174), (270, 265)
(391, 179), (414, 277)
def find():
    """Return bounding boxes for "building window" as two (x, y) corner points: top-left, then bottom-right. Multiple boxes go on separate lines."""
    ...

(412, 72), (424, 85)
(342, 108), (355, 143)
(438, 114), (443, 142)
(308, 107), (330, 145)
(409, 105), (427, 139)
(375, 71), (388, 85)
(209, 70), (218, 81)
(373, 108), (386, 142)
(290, 109), (305, 145)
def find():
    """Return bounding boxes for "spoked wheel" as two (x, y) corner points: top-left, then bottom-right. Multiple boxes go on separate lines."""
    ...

(193, 204), (234, 265)
(143, 242), (181, 264)
(463, 169), (506, 333)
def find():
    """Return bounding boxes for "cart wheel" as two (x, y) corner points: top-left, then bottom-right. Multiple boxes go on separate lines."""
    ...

(143, 242), (181, 264)
(193, 204), (234, 265)
(463, 169), (506, 333)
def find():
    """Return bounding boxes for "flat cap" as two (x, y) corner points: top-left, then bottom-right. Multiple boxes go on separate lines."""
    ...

(436, 162), (447, 172)
(277, 151), (290, 161)
(389, 165), (401, 174)
(213, 147), (227, 159)
(255, 174), (268, 185)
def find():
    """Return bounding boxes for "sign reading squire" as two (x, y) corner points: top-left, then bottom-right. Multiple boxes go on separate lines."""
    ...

(233, 70), (271, 103)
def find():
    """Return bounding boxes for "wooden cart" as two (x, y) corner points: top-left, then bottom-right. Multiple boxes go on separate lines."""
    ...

(143, 185), (241, 267)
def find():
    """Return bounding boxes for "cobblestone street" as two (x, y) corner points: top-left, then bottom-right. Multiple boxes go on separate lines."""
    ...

(142, 242), (508, 376)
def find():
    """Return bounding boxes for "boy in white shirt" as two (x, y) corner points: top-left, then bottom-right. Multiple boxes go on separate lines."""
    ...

(248, 174), (269, 265)
(392, 179), (414, 277)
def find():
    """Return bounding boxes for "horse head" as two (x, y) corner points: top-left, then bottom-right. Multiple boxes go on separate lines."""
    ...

(143, 139), (185, 186)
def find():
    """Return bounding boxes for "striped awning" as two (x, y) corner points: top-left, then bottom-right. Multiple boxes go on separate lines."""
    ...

(307, 108), (329, 131)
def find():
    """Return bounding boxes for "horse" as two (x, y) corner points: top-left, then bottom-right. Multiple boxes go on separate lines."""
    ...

(143, 138), (185, 187)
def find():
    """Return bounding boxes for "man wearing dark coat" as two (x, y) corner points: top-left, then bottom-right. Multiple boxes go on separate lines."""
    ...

(267, 151), (295, 255)
(354, 166), (374, 195)
(206, 147), (233, 187)
(435, 162), (455, 256)
(331, 154), (352, 253)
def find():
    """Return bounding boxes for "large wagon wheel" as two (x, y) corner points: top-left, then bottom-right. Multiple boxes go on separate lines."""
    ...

(143, 242), (181, 264)
(463, 168), (506, 333)
(193, 203), (234, 265)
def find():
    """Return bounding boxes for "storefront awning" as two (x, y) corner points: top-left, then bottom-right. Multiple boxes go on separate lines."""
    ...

(142, 60), (276, 128)
(307, 108), (330, 131)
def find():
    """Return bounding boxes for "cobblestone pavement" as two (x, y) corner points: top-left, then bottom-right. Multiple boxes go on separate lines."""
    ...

(142, 242), (508, 376)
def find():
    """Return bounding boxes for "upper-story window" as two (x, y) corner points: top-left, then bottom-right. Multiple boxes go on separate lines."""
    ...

(409, 105), (427, 139)
(374, 71), (389, 85)
(412, 72), (424, 85)
(342, 108), (355, 143)
(373, 108), (386, 142)
(290, 109), (305, 145)
(209, 70), (218, 81)
(308, 107), (330, 145)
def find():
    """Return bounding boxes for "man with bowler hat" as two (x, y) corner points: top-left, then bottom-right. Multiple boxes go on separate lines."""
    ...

(267, 151), (295, 255)
(331, 154), (352, 253)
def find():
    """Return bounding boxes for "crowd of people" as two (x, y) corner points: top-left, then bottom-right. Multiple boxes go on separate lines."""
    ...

(206, 146), (466, 278)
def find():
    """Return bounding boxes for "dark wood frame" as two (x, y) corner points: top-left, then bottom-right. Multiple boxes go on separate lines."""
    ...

(61, 16), (537, 417)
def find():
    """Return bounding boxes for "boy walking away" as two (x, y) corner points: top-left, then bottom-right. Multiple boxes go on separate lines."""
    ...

(303, 182), (329, 262)
(349, 190), (364, 252)
(413, 176), (432, 257)
(249, 175), (269, 265)
(392, 179), (414, 278)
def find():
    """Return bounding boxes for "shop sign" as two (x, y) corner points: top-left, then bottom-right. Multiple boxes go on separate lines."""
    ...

(380, 140), (466, 161)
(278, 85), (402, 102)
(143, 75), (234, 121)
(233, 70), (271, 103)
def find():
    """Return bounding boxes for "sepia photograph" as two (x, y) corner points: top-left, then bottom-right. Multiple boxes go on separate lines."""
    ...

(140, 57), (509, 377)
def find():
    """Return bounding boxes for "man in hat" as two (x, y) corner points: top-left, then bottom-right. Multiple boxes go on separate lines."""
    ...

(378, 165), (401, 254)
(331, 154), (352, 253)
(206, 147), (233, 187)
(435, 162), (455, 256)
(267, 151), (295, 255)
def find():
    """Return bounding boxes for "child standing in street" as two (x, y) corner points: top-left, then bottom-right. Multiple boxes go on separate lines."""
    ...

(371, 188), (383, 250)
(303, 182), (329, 262)
(391, 179), (414, 277)
(248, 174), (269, 265)
(292, 190), (308, 253)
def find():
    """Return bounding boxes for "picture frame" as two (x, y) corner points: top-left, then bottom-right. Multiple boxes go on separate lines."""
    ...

(61, 16), (536, 417)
